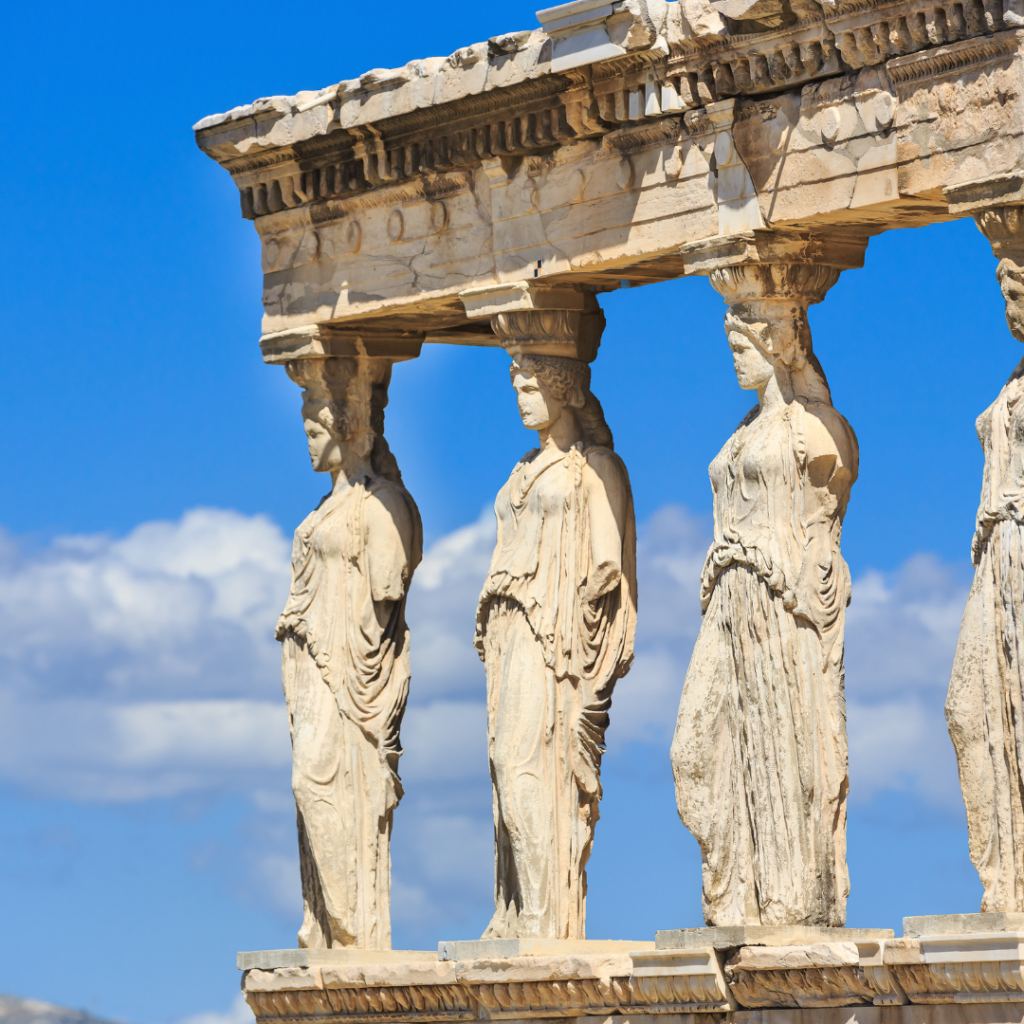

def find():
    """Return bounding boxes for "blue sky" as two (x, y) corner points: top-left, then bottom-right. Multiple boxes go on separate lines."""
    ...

(0, 3), (1008, 1024)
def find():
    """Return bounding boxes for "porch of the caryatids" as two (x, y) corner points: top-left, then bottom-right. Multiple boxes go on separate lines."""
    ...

(460, 283), (638, 940)
(946, 206), (1024, 914)
(672, 231), (866, 927)
(267, 332), (423, 950)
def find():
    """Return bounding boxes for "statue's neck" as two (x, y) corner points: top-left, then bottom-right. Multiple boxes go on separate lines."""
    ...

(331, 454), (373, 492)
(538, 410), (581, 451)
(757, 372), (789, 412)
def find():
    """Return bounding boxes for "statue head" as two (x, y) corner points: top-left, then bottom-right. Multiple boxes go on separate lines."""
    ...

(724, 312), (776, 392)
(711, 264), (836, 405)
(509, 353), (613, 448)
(285, 357), (401, 480)
(997, 259), (1024, 343)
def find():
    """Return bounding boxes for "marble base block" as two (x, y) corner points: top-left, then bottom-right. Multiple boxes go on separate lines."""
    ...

(904, 914), (1024, 936)
(885, 919), (1024, 1004)
(438, 939), (654, 960)
(240, 921), (1024, 1022)
(237, 948), (438, 970)
(656, 927), (894, 950)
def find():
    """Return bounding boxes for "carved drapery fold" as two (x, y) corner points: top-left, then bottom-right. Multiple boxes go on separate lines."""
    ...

(946, 204), (1024, 913)
(276, 352), (422, 950)
(672, 232), (861, 927)
(464, 284), (637, 939)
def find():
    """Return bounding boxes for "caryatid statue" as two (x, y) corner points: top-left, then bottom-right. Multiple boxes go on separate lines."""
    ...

(276, 355), (422, 950)
(473, 290), (637, 939)
(671, 261), (859, 927)
(947, 206), (1024, 912)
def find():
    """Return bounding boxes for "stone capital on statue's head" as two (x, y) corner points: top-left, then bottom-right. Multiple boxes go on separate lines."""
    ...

(977, 206), (1024, 344)
(708, 262), (841, 309)
(284, 356), (399, 479)
(459, 281), (606, 361)
(977, 205), (1024, 263)
(492, 303), (605, 362)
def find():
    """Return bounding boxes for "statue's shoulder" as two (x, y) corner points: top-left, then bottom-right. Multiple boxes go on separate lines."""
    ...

(365, 476), (419, 526)
(582, 444), (630, 483)
(799, 400), (858, 474)
(366, 474), (412, 504)
(366, 471), (413, 507)
(582, 443), (616, 464)
(800, 400), (855, 440)
(364, 476), (422, 561)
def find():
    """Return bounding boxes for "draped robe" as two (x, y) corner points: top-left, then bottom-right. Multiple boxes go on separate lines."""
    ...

(672, 397), (857, 926)
(276, 475), (421, 949)
(947, 358), (1024, 912)
(475, 442), (636, 939)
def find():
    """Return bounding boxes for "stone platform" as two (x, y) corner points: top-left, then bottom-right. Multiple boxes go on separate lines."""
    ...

(238, 918), (1024, 1023)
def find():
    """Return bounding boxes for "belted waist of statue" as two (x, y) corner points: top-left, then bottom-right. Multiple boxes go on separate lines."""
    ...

(699, 538), (792, 614)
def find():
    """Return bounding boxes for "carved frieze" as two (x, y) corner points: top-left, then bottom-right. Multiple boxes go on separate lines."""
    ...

(194, 0), (1024, 338)
(199, 0), (1023, 233)
(885, 933), (1024, 1002)
(723, 943), (907, 1008)
(241, 948), (737, 1023)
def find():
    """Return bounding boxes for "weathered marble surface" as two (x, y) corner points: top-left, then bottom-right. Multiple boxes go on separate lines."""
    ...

(656, 926), (893, 949)
(239, 923), (1024, 1021)
(671, 255), (859, 928)
(276, 356), (422, 950)
(439, 940), (654, 960)
(947, 207), (1024, 915)
(194, 0), (1024, 343)
(476, 338), (636, 940)
(193, 0), (1024, 979)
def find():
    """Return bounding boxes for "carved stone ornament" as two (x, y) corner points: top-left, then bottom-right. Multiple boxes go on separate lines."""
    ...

(946, 205), (1024, 913)
(672, 255), (859, 928)
(490, 305), (604, 361)
(276, 355), (422, 950)
(475, 348), (637, 939)
(460, 283), (607, 362)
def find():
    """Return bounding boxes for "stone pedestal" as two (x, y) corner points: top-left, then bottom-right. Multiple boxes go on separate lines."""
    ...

(239, 918), (1024, 1022)
(438, 940), (654, 960)
(656, 926), (893, 950)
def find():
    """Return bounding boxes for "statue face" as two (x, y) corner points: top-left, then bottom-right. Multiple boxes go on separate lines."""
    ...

(513, 371), (563, 432)
(1001, 271), (1024, 342)
(727, 323), (774, 392)
(303, 415), (343, 473)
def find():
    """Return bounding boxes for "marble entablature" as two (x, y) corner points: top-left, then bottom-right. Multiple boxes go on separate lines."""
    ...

(196, 0), (1024, 347)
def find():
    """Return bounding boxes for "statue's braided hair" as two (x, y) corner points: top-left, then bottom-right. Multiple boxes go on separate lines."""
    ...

(510, 354), (614, 449)
(286, 357), (403, 483)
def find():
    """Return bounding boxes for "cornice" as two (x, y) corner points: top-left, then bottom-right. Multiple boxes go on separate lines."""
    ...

(887, 27), (1020, 85)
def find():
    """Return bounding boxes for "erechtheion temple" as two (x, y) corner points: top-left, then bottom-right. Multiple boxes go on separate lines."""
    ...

(195, 0), (1024, 1019)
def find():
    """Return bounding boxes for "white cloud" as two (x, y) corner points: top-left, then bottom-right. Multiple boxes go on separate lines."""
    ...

(844, 553), (971, 807)
(177, 995), (253, 1024)
(404, 508), (494, 703)
(0, 508), (292, 801)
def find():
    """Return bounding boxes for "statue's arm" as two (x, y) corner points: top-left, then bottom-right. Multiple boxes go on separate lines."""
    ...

(365, 490), (416, 604)
(583, 452), (629, 603)
(803, 405), (858, 498)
